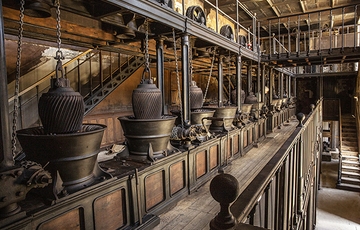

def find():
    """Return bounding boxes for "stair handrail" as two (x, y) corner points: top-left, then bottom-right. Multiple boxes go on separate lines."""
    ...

(338, 101), (343, 185)
(354, 94), (360, 159)
(8, 49), (93, 103)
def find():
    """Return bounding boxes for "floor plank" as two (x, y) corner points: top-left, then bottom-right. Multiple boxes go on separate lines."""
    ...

(154, 117), (299, 230)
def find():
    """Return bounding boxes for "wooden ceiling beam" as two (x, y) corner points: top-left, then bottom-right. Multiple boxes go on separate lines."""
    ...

(265, 0), (281, 17)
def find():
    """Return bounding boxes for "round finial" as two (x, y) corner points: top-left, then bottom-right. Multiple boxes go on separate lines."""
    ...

(310, 104), (315, 112)
(209, 173), (239, 230)
(296, 112), (305, 127)
(210, 173), (239, 204)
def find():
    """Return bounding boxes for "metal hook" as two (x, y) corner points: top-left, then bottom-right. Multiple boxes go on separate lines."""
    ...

(141, 66), (152, 82)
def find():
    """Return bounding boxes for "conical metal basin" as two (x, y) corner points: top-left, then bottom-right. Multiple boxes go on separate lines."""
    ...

(191, 109), (215, 127)
(17, 124), (106, 193)
(242, 104), (253, 114)
(171, 109), (215, 127)
(205, 106), (237, 131)
(118, 116), (176, 158)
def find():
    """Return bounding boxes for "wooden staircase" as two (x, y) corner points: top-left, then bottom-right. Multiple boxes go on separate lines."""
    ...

(337, 114), (360, 192)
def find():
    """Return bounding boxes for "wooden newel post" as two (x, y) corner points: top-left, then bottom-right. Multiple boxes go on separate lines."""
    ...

(296, 112), (305, 127)
(209, 172), (240, 230)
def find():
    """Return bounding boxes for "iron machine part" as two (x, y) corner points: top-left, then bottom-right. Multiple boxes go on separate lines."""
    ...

(0, 162), (51, 218)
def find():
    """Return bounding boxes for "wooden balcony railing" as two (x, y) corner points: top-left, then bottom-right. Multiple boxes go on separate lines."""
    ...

(209, 100), (323, 230)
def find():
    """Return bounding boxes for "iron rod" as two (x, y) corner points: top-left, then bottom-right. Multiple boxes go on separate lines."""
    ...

(269, 20), (272, 57)
(354, 5), (357, 50)
(181, 33), (190, 122)
(288, 17), (291, 53)
(236, 54), (242, 111)
(342, 8), (344, 52)
(156, 37), (165, 115)
(218, 56), (224, 107)
(0, 0), (13, 168)
(330, 9), (333, 53)
(247, 61), (252, 94)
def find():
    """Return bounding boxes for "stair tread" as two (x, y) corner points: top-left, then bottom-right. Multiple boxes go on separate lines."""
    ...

(342, 165), (360, 170)
(343, 160), (360, 165)
(341, 177), (360, 183)
(342, 171), (360, 176)
(337, 183), (360, 192)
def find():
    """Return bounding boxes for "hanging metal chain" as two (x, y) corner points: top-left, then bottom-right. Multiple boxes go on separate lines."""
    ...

(55, 0), (64, 61)
(173, 29), (184, 129)
(144, 18), (150, 72)
(202, 46), (217, 105)
(11, 0), (25, 156)
(228, 51), (231, 104)
(54, 0), (65, 82)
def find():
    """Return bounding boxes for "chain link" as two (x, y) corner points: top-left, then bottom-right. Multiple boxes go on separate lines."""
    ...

(144, 18), (150, 72)
(173, 29), (184, 129)
(203, 46), (217, 105)
(55, 0), (64, 60)
(11, 0), (25, 156)
(228, 51), (231, 104)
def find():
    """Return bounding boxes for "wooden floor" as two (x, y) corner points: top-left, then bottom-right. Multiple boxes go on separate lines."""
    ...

(153, 117), (300, 230)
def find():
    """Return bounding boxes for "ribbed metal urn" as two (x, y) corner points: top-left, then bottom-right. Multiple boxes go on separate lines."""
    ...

(132, 79), (162, 119)
(190, 81), (203, 109)
(244, 92), (258, 104)
(38, 78), (85, 134)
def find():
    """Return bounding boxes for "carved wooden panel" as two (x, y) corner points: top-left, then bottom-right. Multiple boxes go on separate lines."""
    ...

(227, 138), (232, 159)
(145, 171), (165, 210)
(38, 208), (83, 230)
(170, 161), (185, 195)
(254, 125), (259, 140)
(233, 134), (239, 154)
(94, 189), (125, 230)
(244, 130), (248, 147)
(209, 145), (218, 170)
(196, 150), (207, 178)
(249, 128), (253, 143)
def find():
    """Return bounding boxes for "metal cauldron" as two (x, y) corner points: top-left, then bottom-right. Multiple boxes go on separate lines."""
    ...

(205, 106), (237, 131)
(17, 124), (106, 193)
(118, 115), (176, 158)
(242, 104), (253, 114)
(190, 109), (215, 127)
(171, 109), (215, 128)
